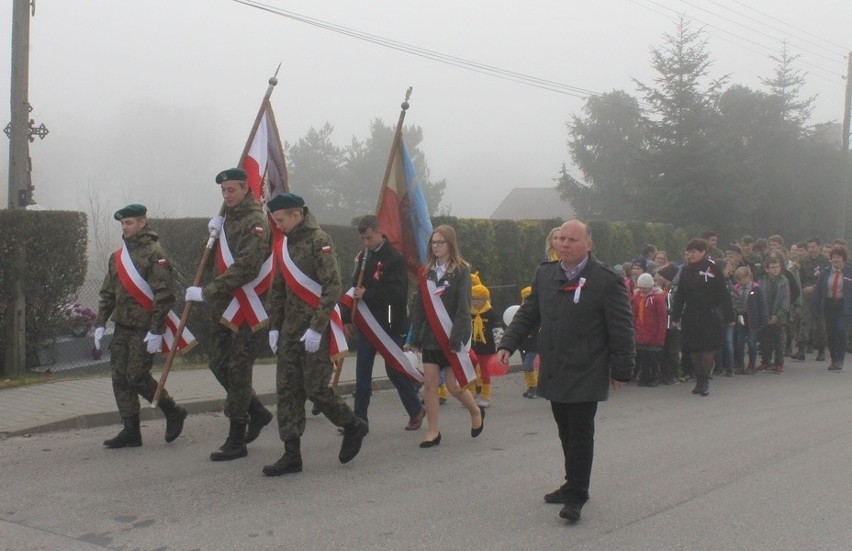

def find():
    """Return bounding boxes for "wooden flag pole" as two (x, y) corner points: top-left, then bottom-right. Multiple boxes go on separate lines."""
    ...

(152, 66), (281, 408)
(331, 247), (369, 390)
(374, 87), (412, 215)
(331, 88), (412, 394)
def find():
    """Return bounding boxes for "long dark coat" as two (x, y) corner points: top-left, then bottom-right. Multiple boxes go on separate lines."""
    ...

(499, 255), (635, 404)
(671, 257), (735, 353)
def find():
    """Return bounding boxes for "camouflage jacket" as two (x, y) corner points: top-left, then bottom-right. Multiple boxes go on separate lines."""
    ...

(203, 193), (271, 322)
(267, 210), (341, 340)
(96, 226), (174, 333)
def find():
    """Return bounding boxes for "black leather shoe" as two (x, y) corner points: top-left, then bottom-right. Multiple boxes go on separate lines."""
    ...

(816, 350), (826, 361)
(471, 406), (485, 438)
(544, 483), (570, 504)
(419, 433), (441, 448)
(559, 501), (584, 522)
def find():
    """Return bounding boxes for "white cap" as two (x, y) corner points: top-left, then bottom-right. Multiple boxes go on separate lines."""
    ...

(637, 273), (655, 289)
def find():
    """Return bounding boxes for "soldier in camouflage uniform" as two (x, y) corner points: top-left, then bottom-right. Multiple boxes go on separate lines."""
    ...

(184, 168), (274, 462)
(793, 237), (830, 361)
(262, 192), (368, 476)
(94, 204), (187, 449)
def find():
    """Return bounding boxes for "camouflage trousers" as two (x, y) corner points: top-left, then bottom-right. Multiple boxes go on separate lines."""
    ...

(276, 335), (355, 441)
(208, 322), (261, 422)
(797, 302), (826, 348)
(110, 325), (173, 418)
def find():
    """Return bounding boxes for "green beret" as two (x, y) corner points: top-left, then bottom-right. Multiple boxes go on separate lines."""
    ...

(114, 203), (147, 220)
(267, 193), (305, 212)
(215, 167), (248, 184)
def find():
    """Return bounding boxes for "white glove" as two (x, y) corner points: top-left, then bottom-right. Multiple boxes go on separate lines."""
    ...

(94, 327), (105, 351)
(185, 286), (204, 303)
(300, 328), (322, 353)
(268, 329), (280, 355)
(144, 332), (163, 354)
(208, 215), (224, 234)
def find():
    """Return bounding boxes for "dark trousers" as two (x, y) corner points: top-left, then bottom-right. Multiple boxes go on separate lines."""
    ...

(354, 333), (422, 423)
(734, 324), (759, 368)
(760, 324), (784, 366)
(824, 300), (849, 366)
(661, 327), (681, 381)
(636, 348), (661, 383)
(208, 323), (261, 422)
(551, 401), (598, 505)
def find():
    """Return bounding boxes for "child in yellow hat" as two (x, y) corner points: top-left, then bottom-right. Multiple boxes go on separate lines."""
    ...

(470, 273), (501, 408)
(518, 285), (539, 398)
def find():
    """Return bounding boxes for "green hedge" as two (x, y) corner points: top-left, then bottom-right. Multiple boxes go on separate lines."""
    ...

(0, 210), (88, 371)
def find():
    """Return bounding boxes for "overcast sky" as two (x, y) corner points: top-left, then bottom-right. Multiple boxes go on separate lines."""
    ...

(1, 0), (850, 218)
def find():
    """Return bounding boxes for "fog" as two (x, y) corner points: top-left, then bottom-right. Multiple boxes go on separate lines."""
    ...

(1, 0), (849, 220)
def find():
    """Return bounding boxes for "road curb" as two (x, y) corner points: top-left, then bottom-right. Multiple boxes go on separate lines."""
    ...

(4, 364), (524, 437)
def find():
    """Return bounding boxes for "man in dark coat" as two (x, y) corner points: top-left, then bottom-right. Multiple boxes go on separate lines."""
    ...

(497, 219), (635, 523)
(344, 215), (425, 431)
(811, 245), (852, 371)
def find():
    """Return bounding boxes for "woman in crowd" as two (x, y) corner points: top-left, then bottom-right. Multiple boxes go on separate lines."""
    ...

(407, 225), (484, 448)
(671, 238), (736, 396)
(545, 226), (561, 261)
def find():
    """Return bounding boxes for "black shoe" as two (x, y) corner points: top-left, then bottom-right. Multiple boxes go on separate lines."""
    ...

(210, 421), (248, 461)
(791, 349), (805, 361)
(559, 501), (584, 522)
(544, 483), (571, 504)
(471, 406), (485, 438)
(103, 415), (142, 449)
(816, 350), (826, 361)
(419, 432), (442, 448)
(339, 417), (369, 464)
(262, 439), (302, 476)
(691, 383), (702, 395)
(310, 402), (321, 416)
(700, 380), (710, 396)
(162, 404), (187, 443)
(246, 399), (274, 444)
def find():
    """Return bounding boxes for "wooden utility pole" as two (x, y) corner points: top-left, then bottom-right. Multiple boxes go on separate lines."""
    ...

(842, 53), (852, 239)
(3, 0), (33, 376)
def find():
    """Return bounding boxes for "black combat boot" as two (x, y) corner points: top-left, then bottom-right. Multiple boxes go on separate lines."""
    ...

(245, 396), (274, 444)
(103, 414), (142, 449)
(791, 346), (806, 361)
(262, 438), (303, 476)
(700, 377), (710, 396)
(339, 417), (369, 464)
(159, 398), (187, 443)
(816, 348), (826, 361)
(210, 420), (248, 461)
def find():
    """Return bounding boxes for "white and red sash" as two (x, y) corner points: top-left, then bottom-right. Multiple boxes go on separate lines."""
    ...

(114, 244), (197, 354)
(340, 288), (423, 383)
(418, 269), (477, 386)
(216, 219), (272, 331)
(276, 236), (348, 357)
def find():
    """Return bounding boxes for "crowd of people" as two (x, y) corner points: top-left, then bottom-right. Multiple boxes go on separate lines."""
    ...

(615, 231), (852, 397)
(92, 169), (850, 524)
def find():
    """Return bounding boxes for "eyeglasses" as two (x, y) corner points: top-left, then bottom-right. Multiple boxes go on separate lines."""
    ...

(431, 240), (447, 246)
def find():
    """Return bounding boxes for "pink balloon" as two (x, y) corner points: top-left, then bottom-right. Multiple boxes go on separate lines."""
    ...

(481, 353), (509, 378)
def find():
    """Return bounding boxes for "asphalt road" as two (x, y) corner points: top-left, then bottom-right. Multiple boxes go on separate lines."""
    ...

(2, 367), (851, 551)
